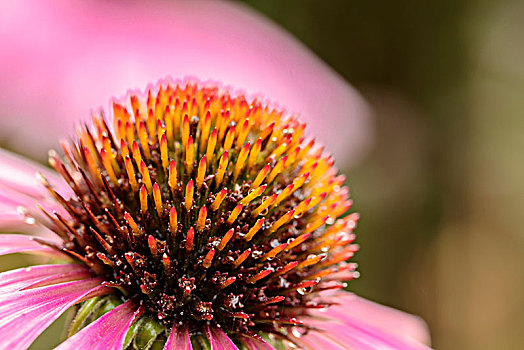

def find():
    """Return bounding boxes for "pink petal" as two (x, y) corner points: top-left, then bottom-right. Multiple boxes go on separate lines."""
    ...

(0, 148), (70, 198)
(325, 293), (431, 346)
(0, 183), (68, 237)
(0, 263), (90, 294)
(0, 0), (371, 166)
(0, 234), (65, 257)
(164, 323), (192, 350)
(238, 335), (274, 350)
(55, 299), (140, 350)
(204, 324), (239, 350)
(0, 278), (111, 350)
(297, 292), (432, 350)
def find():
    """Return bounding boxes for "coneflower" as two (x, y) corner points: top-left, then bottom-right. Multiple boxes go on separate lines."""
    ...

(0, 79), (430, 349)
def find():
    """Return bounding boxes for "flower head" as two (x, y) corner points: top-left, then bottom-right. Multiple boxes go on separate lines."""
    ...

(0, 79), (429, 349)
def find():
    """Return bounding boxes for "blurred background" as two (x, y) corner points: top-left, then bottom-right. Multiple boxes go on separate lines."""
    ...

(241, 1), (524, 349)
(2, 0), (523, 349)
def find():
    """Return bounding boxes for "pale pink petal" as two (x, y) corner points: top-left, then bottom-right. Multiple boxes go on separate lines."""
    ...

(238, 335), (274, 350)
(55, 299), (140, 350)
(164, 323), (192, 350)
(204, 324), (239, 350)
(0, 278), (111, 350)
(0, 234), (64, 257)
(0, 148), (69, 198)
(0, 0), (371, 166)
(0, 263), (90, 294)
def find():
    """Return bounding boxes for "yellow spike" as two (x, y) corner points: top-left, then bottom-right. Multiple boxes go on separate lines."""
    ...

(267, 209), (295, 234)
(83, 147), (102, 185)
(140, 160), (153, 194)
(217, 228), (234, 251)
(252, 193), (277, 217)
(269, 141), (288, 160)
(297, 254), (325, 269)
(244, 218), (264, 242)
(169, 207), (178, 235)
(125, 122), (135, 148)
(160, 135), (168, 170)
(240, 184), (266, 205)
(130, 95), (140, 119)
(261, 243), (287, 261)
(185, 135), (194, 175)
(218, 110), (230, 141)
(103, 138), (120, 174)
(215, 151), (229, 187)
(235, 119), (250, 149)
(185, 179), (194, 212)
(101, 149), (118, 186)
(246, 269), (271, 284)
(267, 155), (288, 183)
(132, 141), (143, 171)
(251, 164), (270, 189)
(298, 138), (315, 160)
(124, 212), (142, 237)
(291, 172), (309, 195)
(273, 184), (294, 208)
(196, 206), (207, 232)
(226, 204), (243, 225)
(233, 142), (250, 180)
(285, 145), (301, 168)
(304, 216), (329, 235)
(153, 183), (163, 216)
(206, 128), (218, 163)
(124, 156), (138, 192)
(139, 185), (148, 213)
(307, 193), (327, 211)
(202, 248), (215, 269)
(285, 233), (311, 251)
(120, 138), (130, 160)
(294, 198), (312, 217)
(247, 138), (262, 168)
(196, 156), (207, 190)
(165, 105), (174, 144)
(157, 119), (165, 146)
(146, 110), (157, 140)
(182, 114), (190, 151)
(223, 125), (235, 153)
(199, 110), (212, 151)
(138, 121), (151, 160)
(233, 249), (251, 269)
(259, 121), (275, 142)
(168, 160), (178, 191)
(211, 189), (227, 211)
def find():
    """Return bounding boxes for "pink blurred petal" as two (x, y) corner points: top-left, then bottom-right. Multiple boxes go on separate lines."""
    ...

(164, 323), (192, 350)
(297, 292), (431, 350)
(55, 299), (140, 350)
(0, 278), (110, 350)
(288, 330), (354, 350)
(0, 234), (64, 257)
(0, 264), (90, 294)
(324, 293), (431, 346)
(204, 324), (239, 350)
(0, 0), (371, 166)
(238, 335), (274, 350)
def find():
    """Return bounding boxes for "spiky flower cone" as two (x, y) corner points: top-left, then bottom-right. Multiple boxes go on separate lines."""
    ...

(36, 79), (359, 348)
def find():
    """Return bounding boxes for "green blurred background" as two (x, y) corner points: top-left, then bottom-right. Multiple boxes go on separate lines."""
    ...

(240, 0), (524, 349)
